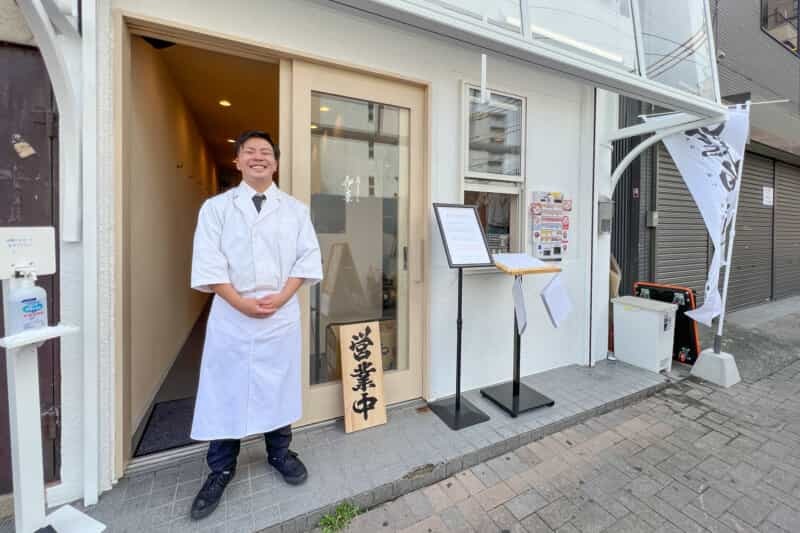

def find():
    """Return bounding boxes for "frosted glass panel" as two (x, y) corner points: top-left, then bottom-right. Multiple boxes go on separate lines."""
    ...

(528, 0), (638, 72)
(638, 0), (716, 99)
(430, 0), (523, 30)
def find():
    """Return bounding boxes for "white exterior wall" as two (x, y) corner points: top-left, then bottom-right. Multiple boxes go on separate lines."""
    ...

(109, 0), (596, 399)
(591, 90), (618, 365)
(59, 0), (613, 499)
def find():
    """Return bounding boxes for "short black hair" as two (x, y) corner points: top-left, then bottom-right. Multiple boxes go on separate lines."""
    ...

(234, 130), (280, 160)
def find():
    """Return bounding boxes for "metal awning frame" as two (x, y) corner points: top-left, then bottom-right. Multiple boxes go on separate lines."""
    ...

(608, 114), (724, 193)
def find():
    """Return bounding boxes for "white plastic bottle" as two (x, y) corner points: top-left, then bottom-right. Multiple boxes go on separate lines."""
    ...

(6, 270), (48, 335)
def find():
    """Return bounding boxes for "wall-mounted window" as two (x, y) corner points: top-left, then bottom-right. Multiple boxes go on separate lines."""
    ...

(462, 85), (525, 255)
(761, 0), (799, 55)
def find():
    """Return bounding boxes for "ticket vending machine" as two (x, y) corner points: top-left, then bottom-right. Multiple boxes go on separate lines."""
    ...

(0, 227), (104, 533)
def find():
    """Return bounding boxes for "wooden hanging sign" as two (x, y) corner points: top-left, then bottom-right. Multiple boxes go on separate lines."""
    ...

(339, 321), (387, 433)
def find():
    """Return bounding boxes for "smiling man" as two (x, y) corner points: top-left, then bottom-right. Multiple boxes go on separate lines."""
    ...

(188, 130), (322, 520)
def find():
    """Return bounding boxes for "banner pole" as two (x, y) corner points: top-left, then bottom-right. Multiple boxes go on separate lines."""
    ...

(714, 105), (749, 354)
(714, 218), (737, 353)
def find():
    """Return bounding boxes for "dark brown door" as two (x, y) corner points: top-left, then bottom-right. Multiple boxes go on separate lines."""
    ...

(0, 42), (60, 495)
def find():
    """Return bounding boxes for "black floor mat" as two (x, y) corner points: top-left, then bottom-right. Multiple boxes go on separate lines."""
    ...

(134, 397), (196, 457)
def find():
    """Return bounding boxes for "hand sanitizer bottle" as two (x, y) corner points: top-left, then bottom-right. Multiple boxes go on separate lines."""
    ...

(7, 269), (48, 334)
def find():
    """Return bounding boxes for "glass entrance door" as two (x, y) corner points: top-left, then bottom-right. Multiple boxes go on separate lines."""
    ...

(309, 91), (410, 386)
(290, 61), (426, 425)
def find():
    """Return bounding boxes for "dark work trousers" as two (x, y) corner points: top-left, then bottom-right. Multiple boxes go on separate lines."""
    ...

(206, 425), (292, 474)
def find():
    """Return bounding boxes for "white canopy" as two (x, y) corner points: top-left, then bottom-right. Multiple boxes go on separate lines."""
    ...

(335, 0), (725, 119)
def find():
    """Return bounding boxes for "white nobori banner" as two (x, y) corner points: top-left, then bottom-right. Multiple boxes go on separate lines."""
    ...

(644, 104), (751, 326)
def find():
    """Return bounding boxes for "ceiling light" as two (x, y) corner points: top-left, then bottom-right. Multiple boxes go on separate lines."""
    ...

(219, 99), (232, 107)
(226, 138), (235, 143)
(320, 106), (331, 112)
(310, 124), (319, 130)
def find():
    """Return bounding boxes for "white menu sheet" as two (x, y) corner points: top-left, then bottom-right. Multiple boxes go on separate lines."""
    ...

(512, 276), (527, 335)
(541, 274), (573, 328)
(493, 253), (547, 271)
(435, 205), (492, 267)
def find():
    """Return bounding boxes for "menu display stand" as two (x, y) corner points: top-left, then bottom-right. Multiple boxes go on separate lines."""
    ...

(480, 254), (560, 417)
(428, 204), (493, 430)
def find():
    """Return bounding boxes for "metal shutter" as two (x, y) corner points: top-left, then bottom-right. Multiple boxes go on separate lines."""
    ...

(654, 144), (709, 304)
(726, 154), (774, 310)
(774, 162), (800, 299)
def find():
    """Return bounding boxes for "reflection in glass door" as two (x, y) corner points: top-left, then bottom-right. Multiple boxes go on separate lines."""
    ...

(308, 92), (410, 387)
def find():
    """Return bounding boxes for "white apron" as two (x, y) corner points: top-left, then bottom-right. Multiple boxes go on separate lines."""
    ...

(190, 291), (302, 440)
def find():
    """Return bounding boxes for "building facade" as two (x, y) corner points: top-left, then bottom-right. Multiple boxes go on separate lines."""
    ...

(6, 0), (728, 513)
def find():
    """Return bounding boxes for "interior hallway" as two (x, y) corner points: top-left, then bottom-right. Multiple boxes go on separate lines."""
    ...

(133, 302), (210, 456)
(126, 35), (279, 458)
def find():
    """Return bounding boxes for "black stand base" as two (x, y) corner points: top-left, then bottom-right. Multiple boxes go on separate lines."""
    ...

(480, 382), (554, 418)
(35, 526), (58, 533)
(429, 397), (490, 430)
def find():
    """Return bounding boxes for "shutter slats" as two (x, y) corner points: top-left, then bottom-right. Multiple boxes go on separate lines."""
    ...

(727, 155), (774, 310)
(774, 162), (800, 299)
(655, 144), (709, 304)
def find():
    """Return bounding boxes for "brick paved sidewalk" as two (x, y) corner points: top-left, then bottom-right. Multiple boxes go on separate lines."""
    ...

(340, 361), (800, 533)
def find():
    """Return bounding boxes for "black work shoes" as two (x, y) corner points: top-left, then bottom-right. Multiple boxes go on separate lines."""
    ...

(268, 450), (308, 485)
(190, 468), (235, 520)
(190, 451), (307, 520)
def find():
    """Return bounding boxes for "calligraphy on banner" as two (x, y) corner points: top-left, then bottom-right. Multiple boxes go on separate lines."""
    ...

(339, 321), (387, 433)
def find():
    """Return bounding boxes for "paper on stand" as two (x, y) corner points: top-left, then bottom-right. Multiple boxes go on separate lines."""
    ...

(493, 253), (547, 271)
(512, 276), (527, 335)
(541, 274), (572, 328)
(436, 206), (492, 266)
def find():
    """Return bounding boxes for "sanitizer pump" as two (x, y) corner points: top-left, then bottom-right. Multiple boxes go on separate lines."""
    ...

(6, 268), (48, 335)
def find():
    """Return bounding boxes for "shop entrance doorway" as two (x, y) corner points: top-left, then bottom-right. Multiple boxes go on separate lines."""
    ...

(124, 37), (281, 459)
(121, 29), (427, 469)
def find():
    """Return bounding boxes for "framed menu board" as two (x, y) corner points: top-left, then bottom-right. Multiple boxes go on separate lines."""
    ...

(433, 203), (494, 268)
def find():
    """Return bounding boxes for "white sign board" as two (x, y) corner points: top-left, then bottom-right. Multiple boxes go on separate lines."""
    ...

(433, 204), (493, 268)
(0, 227), (56, 280)
(763, 186), (774, 206)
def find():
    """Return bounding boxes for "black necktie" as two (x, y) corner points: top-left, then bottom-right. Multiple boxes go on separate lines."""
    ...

(252, 194), (266, 213)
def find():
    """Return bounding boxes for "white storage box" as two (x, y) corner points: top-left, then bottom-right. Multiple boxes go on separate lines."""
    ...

(611, 296), (677, 373)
